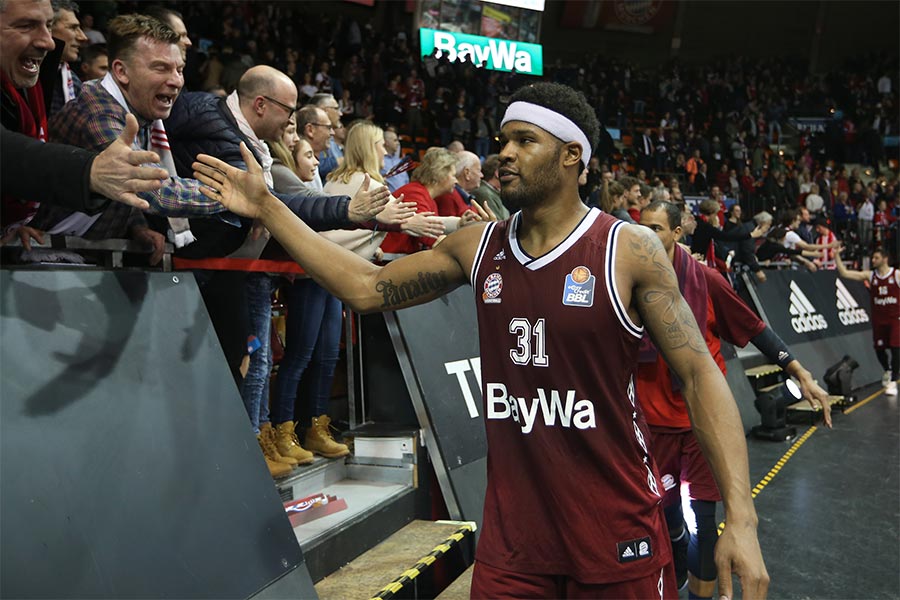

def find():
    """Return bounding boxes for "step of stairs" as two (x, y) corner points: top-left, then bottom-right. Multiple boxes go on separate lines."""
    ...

(315, 520), (475, 600)
(745, 363), (782, 378)
(276, 428), (423, 583)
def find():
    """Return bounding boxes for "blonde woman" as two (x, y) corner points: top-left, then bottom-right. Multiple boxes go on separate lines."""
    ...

(324, 121), (443, 259)
(270, 124), (422, 462)
(381, 146), (489, 256)
(244, 115), (321, 479)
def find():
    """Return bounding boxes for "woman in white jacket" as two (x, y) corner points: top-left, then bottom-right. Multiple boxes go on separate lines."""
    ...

(322, 121), (443, 259)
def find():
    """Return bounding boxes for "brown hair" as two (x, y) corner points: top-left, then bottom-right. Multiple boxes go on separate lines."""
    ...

(599, 180), (624, 213)
(699, 198), (720, 216)
(107, 14), (179, 63)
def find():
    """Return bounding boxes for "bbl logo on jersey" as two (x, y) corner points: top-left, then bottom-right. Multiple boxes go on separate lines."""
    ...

(483, 272), (503, 304)
(562, 266), (595, 307)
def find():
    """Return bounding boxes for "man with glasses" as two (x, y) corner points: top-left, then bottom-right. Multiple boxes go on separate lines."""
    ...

(309, 92), (343, 180)
(160, 64), (390, 391)
(163, 64), (391, 479)
(295, 105), (333, 193)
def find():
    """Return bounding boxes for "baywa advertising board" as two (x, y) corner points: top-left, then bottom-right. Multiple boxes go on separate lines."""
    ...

(420, 28), (543, 76)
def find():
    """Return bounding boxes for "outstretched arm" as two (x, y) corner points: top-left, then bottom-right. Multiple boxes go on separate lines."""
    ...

(617, 224), (768, 600)
(833, 244), (871, 281)
(192, 143), (481, 313)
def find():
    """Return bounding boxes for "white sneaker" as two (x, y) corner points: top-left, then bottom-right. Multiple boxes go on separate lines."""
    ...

(886, 381), (898, 396)
(882, 371), (893, 388)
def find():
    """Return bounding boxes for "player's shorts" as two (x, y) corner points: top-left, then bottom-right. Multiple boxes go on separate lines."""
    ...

(872, 320), (900, 349)
(470, 560), (677, 600)
(650, 429), (721, 507)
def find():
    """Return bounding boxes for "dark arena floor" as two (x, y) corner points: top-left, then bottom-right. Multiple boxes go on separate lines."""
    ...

(727, 382), (899, 600)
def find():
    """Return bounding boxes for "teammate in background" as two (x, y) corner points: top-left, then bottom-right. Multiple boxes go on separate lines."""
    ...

(192, 82), (768, 599)
(834, 246), (899, 395)
(639, 201), (831, 598)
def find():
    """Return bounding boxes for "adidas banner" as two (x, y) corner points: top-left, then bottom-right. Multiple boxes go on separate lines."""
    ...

(754, 270), (872, 347)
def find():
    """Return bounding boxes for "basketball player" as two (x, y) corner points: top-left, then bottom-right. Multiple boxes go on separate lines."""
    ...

(834, 246), (899, 395)
(192, 83), (768, 599)
(639, 201), (831, 599)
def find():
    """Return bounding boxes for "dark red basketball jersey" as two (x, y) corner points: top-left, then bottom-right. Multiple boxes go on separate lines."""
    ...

(470, 208), (671, 583)
(870, 267), (900, 327)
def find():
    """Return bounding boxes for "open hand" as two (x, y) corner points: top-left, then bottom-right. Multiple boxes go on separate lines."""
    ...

(193, 142), (270, 219)
(401, 211), (445, 238)
(470, 199), (497, 222)
(376, 196), (417, 225)
(91, 113), (168, 210)
(348, 174), (391, 223)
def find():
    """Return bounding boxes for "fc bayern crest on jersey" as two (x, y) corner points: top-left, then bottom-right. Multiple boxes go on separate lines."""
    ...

(483, 272), (503, 304)
(562, 265), (595, 307)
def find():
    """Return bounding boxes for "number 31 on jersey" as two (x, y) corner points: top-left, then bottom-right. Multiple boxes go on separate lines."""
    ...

(509, 317), (549, 367)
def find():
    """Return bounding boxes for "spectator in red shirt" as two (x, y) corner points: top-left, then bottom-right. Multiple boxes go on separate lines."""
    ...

(381, 148), (484, 257)
(435, 151), (483, 217)
(813, 216), (838, 269)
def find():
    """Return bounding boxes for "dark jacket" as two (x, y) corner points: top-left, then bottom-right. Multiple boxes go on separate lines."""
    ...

(0, 40), (105, 222)
(165, 92), (353, 258)
(0, 125), (107, 214)
(690, 218), (751, 257)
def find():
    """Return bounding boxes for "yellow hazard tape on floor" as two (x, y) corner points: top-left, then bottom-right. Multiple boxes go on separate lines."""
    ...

(370, 523), (475, 600)
(842, 387), (885, 415)
(717, 387), (887, 534)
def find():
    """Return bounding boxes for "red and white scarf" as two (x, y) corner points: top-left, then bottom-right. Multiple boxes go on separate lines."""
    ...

(1, 72), (47, 234)
(101, 73), (195, 247)
(60, 62), (76, 103)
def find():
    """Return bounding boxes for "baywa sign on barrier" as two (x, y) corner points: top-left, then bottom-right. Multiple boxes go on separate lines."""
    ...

(420, 28), (544, 76)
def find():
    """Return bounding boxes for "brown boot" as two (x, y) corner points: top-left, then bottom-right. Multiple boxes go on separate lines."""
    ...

(257, 435), (292, 479)
(304, 415), (350, 458)
(260, 422), (298, 466)
(275, 421), (315, 465)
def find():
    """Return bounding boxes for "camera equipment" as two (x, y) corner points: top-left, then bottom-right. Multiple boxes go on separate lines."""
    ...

(823, 354), (859, 402)
(751, 380), (801, 441)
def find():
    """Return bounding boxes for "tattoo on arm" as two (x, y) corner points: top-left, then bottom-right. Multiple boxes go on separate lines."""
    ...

(375, 271), (450, 308)
(628, 230), (707, 354)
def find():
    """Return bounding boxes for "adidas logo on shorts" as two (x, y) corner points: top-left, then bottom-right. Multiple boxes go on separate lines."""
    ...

(617, 536), (652, 563)
(789, 280), (828, 333)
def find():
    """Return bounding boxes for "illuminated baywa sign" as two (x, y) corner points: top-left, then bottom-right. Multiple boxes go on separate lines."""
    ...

(420, 28), (543, 76)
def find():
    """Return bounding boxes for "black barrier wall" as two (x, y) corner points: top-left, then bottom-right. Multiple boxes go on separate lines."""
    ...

(384, 287), (487, 527)
(746, 269), (883, 387)
(0, 271), (314, 600)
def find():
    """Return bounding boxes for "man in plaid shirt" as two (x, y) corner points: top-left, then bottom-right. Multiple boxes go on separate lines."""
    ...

(29, 13), (225, 264)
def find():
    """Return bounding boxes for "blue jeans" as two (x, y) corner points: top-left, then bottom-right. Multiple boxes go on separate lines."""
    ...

(271, 278), (342, 425)
(240, 273), (273, 434)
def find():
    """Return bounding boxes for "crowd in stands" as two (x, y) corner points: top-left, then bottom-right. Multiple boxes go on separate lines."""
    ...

(2, 0), (897, 479)
(142, 0), (897, 255)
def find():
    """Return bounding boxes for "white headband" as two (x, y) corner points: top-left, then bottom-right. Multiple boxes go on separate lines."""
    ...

(501, 101), (592, 168)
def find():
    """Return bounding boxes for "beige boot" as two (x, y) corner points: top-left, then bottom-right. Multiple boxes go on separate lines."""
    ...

(257, 435), (292, 479)
(260, 422), (298, 466)
(275, 421), (315, 465)
(304, 415), (350, 458)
